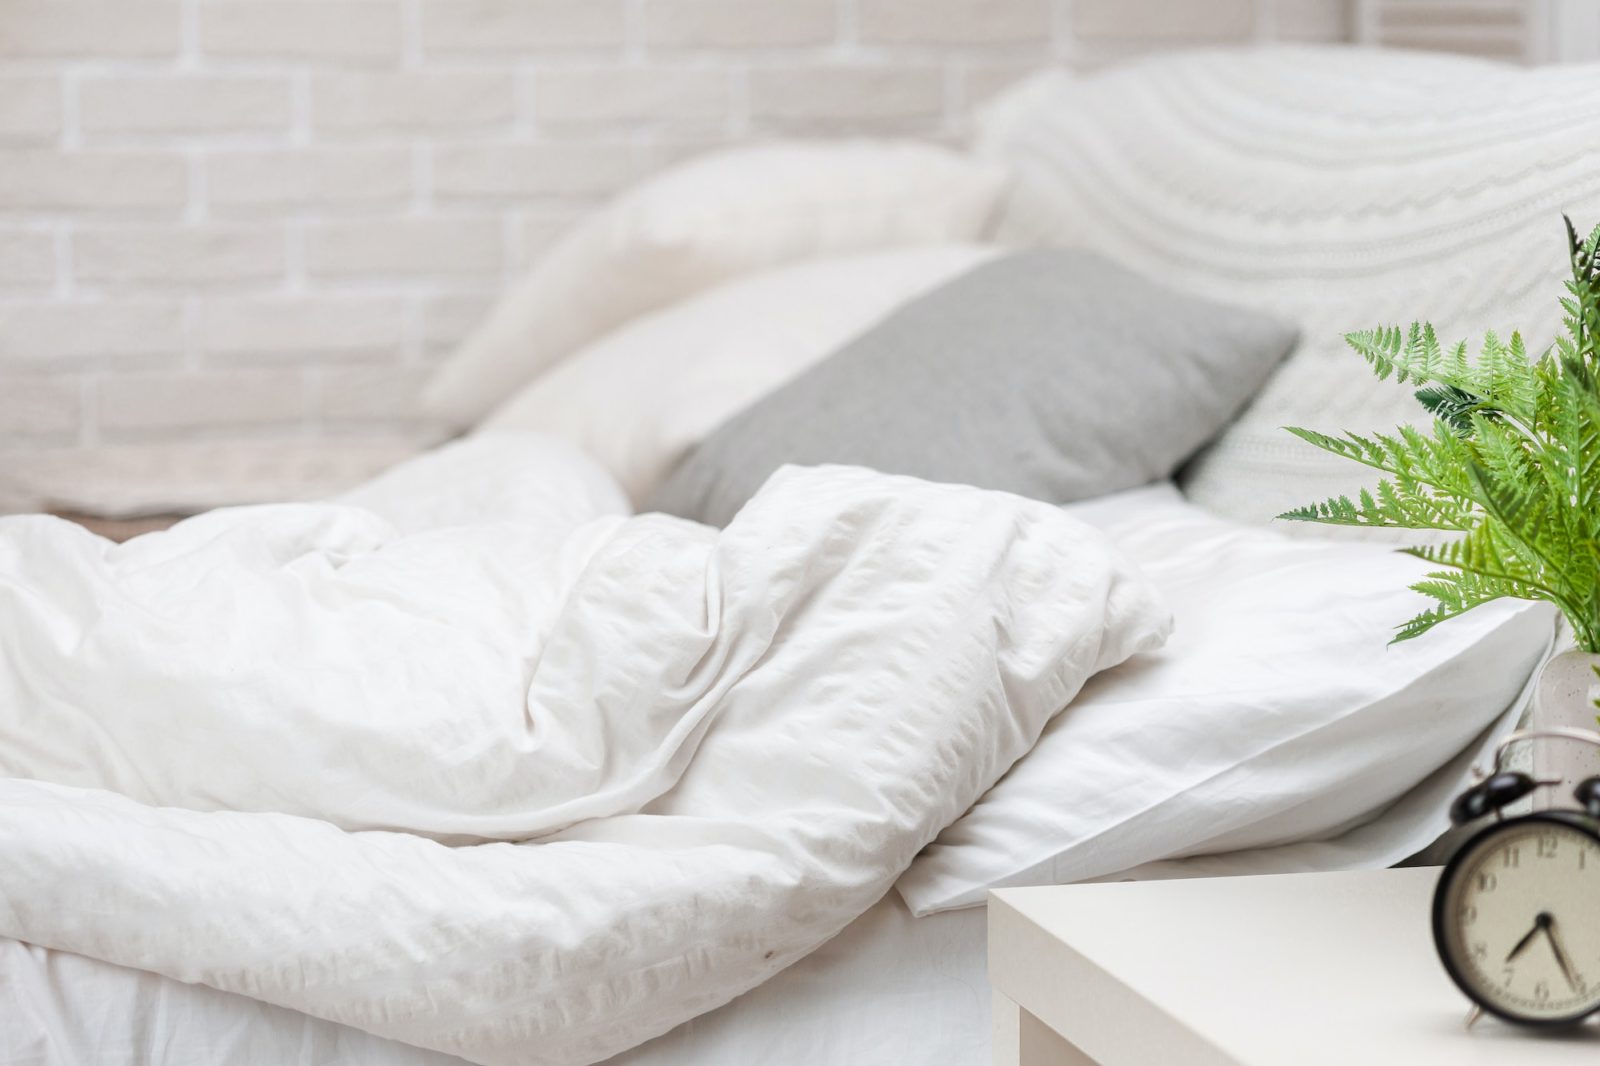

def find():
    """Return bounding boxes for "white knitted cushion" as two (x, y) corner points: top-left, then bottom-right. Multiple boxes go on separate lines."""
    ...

(976, 47), (1600, 528)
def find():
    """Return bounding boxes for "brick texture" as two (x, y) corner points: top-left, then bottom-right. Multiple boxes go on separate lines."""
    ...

(432, 143), (636, 200)
(313, 72), (516, 132)
(80, 77), (292, 137)
(0, 376), (80, 440)
(0, 302), (185, 367)
(0, 2), (181, 58)
(535, 68), (730, 127)
(1364, 0), (1528, 59)
(199, 297), (405, 363)
(422, 1), (626, 53)
(1, 0), (1474, 481)
(1274, 0), (1352, 40)
(1071, 0), (1257, 41)
(643, 0), (836, 48)
(0, 77), (61, 143)
(0, 229), (56, 287)
(206, 148), (412, 213)
(859, 0), (1053, 45)
(74, 225), (286, 287)
(201, 2), (402, 63)
(97, 369), (306, 436)
(314, 364), (434, 423)
(304, 218), (502, 277)
(749, 65), (947, 132)
(0, 151), (187, 211)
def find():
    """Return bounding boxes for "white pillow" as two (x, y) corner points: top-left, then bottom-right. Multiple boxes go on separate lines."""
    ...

(423, 141), (1010, 428)
(335, 431), (631, 536)
(895, 483), (1556, 916)
(478, 245), (1003, 505)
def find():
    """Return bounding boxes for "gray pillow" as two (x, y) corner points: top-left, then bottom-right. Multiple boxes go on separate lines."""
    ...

(648, 249), (1296, 525)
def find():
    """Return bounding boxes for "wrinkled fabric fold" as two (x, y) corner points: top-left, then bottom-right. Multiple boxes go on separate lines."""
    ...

(0, 434), (1169, 1065)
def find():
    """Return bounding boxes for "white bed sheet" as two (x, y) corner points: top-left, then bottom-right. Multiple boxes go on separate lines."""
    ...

(0, 893), (991, 1066)
(1, 669), (1534, 1066)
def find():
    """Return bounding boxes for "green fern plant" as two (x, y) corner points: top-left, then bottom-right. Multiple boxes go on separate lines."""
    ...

(1279, 217), (1600, 653)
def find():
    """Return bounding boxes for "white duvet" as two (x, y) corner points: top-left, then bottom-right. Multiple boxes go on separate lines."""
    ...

(0, 434), (1167, 1066)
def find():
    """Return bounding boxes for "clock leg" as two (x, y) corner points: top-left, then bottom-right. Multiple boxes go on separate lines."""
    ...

(1464, 1005), (1484, 1031)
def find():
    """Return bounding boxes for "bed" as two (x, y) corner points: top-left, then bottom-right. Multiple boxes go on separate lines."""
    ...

(0, 466), (1549, 1066)
(3, 44), (1598, 1066)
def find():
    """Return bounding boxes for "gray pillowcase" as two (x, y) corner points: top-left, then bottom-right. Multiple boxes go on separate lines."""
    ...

(648, 249), (1297, 526)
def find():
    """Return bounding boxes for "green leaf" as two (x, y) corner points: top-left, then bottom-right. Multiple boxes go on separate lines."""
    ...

(1280, 216), (1600, 653)
(1415, 384), (1482, 435)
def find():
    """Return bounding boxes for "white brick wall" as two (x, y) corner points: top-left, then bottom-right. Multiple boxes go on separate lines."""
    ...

(1358, 0), (1531, 59)
(0, 0), (1359, 461)
(1355, 2), (1600, 66)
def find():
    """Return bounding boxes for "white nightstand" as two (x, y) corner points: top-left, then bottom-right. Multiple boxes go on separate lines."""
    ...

(988, 868), (1600, 1065)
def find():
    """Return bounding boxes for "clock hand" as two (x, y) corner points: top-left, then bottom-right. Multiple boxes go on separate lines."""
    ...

(1506, 918), (1545, 963)
(1544, 920), (1583, 992)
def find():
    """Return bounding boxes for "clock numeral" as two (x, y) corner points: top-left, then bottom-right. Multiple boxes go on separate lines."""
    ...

(1537, 834), (1559, 859)
(1460, 903), (1478, 926)
(1535, 981), (1551, 1003)
(1471, 941), (1488, 962)
(1503, 846), (1521, 869)
(1502, 968), (1516, 988)
(1477, 872), (1499, 893)
(1581, 849), (1589, 871)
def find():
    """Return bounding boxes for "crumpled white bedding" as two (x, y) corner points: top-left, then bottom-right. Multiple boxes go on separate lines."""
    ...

(0, 433), (1168, 1066)
(1, 891), (994, 1066)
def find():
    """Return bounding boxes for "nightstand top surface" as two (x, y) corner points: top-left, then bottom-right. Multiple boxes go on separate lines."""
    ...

(990, 867), (1600, 1065)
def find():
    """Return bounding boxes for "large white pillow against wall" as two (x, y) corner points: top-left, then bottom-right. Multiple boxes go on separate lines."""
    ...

(479, 245), (1002, 505)
(423, 142), (1009, 428)
(974, 49), (1600, 527)
(895, 483), (1556, 915)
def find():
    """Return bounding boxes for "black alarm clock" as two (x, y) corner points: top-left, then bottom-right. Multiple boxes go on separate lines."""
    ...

(1434, 727), (1600, 1027)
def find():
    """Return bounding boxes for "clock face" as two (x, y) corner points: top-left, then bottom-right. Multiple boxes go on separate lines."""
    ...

(1436, 817), (1600, 1024)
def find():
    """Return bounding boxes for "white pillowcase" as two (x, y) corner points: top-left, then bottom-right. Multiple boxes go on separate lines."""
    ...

(479, 245), (1003, 505)
(895, 483), (1556, 916)
(335, 431), (631, 536)
(423, 141), (1009, 428)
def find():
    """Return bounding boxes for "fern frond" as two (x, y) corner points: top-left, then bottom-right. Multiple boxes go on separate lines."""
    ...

(1393, 569), (1531, 644)
(1415, 384), (1482, 435)
(1282, 217), (1600, 652)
